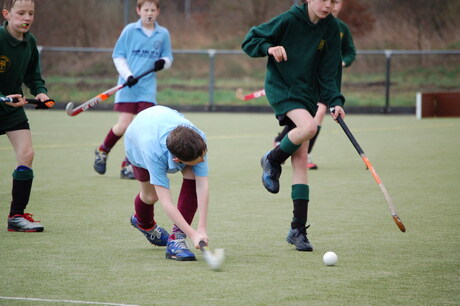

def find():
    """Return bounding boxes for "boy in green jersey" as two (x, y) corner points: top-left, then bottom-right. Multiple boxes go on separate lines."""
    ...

(242, 0), (345, 251)
(1, 0), (52, 232)
(275, 0), (356, 170)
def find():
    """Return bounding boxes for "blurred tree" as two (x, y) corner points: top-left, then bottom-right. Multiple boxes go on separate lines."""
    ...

(339, 0), (375, 37)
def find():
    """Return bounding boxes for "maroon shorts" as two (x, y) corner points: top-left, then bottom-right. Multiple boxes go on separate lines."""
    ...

(114, 102), (154, 115)
(131, 164), (150, 182)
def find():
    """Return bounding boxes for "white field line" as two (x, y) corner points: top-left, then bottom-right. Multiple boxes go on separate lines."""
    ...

(0, 296), (139, 306)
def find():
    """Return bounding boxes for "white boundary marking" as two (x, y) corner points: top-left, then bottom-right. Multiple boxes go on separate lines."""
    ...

(416, 92), (422, 120)
(0, 296), (139, 306)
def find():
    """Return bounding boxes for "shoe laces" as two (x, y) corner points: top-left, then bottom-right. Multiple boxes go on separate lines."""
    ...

(95, 150), (107, 163)
(295, 225), (310, 237)
(147, 226), (162, 239)
(16, 213), (40, 223)
(172, 238), (188, 250)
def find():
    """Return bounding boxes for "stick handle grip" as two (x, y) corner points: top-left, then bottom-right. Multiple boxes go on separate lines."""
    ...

(330, 108), (364, 155)
(199, 240), (207, 251)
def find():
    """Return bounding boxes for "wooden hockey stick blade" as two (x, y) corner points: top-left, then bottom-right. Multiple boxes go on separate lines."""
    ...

(332, 109), (406, 232)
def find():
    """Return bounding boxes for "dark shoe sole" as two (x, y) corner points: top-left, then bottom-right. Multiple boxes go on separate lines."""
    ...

(165, 254), (197, 261)
(8, 227), (44, 232)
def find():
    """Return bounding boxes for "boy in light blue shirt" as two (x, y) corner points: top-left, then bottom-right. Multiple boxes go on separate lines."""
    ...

(125, 106), (210, 262)
(94, 0), (173, 179)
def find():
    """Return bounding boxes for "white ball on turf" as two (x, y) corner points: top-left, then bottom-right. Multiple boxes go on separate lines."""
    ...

(323, 251), (338, 266)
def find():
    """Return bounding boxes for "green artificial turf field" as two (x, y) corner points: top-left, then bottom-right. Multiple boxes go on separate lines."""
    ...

(0, 109), (459, 305)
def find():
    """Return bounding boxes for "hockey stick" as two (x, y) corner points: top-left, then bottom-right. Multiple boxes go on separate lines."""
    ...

(199, 241), (224, 270)
(65, 66), (159, 116)
(0, 97), (55, 109)
(235, 88), (266, 101)
(331, 108), (406, 232)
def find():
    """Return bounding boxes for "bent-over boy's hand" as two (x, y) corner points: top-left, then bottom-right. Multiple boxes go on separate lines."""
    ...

(190, 231), (208, 249)
(268, 46), (287, 63)
(330, 105), (345, 121)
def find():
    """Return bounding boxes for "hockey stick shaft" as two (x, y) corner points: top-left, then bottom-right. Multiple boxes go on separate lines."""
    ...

(235, 88), (266, 101)
(0, 97), (55, 108)
(333, 112), (406, 232)
(66, 66), (158, 116)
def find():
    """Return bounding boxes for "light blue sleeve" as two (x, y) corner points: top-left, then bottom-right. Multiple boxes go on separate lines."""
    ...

(113, 25), (132, 59)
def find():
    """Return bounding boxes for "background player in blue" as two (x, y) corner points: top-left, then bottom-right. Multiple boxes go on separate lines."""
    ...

(125, 106), (209, 261)
(94, 0), (173, 179)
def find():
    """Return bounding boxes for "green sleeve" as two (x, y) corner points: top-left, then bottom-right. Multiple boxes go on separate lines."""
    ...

(318, 20), (345, 108)
(340, 21), (356, 67)
(24, 36), (47, 96)
(241, 14), (286, 58)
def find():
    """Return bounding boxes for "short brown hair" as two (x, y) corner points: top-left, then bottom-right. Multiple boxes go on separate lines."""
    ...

(166, 125), (207, 162)
(3, 0), (34, 11)
(137, 0), (160, 9)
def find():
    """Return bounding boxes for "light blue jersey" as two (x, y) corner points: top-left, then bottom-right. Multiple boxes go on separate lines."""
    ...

(113, 19), (173, 104)
(125, 106), (208, 188)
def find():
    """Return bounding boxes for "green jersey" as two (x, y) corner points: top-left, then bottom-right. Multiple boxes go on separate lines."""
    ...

(242, 4), (345, 117)
(0, 21), (47, 130)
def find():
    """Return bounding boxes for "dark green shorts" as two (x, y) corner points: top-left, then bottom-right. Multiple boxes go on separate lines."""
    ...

(0, 120), (29, 135)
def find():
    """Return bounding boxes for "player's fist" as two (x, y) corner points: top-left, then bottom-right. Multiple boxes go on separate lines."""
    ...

(154, 59), (165, 71)
(126, 75), (138, 87)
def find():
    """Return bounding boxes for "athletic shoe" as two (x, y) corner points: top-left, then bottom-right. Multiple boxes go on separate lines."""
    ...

(286, 226), (313, 251)
(94, 148), (108, 175)
(165, 232), (196, 261)
(7, 213), (44, 232)
(260, 151), (282, 194)
(120, 163), (135, 180)
(130, 214), (169, 246)
(307, 156), (318, 170)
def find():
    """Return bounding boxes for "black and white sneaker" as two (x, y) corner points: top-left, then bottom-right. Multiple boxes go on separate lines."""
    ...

(8, 214), (44, 232)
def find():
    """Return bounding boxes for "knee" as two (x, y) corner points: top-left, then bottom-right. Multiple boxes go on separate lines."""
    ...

(141, 193), (158, 204)
(19, 148), (34, 166)
(297, 123), (317, 141)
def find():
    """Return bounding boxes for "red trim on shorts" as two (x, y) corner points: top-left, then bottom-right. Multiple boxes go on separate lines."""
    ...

(114, 102), (155, 114)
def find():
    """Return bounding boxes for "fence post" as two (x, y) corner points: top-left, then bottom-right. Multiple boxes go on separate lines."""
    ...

(208, 49), (216, 111)
(124, 0), (130, 25)
(384, 50), (392, 114)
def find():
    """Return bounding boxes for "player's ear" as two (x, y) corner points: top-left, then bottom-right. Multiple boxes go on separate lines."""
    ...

(172, 157), (181, 163)
(2, 9), (9, 20)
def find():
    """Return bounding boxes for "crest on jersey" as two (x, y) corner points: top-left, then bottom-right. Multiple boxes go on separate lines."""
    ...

(0, 56), (11, 73)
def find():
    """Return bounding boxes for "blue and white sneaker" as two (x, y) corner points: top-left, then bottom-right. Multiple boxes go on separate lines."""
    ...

(165, 232), (196, 261)
(130, 214), (169, 247)
(260, 151), (282, 194)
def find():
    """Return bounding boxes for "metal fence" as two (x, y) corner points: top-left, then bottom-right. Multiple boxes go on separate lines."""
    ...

(38, 47), (460, 113)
